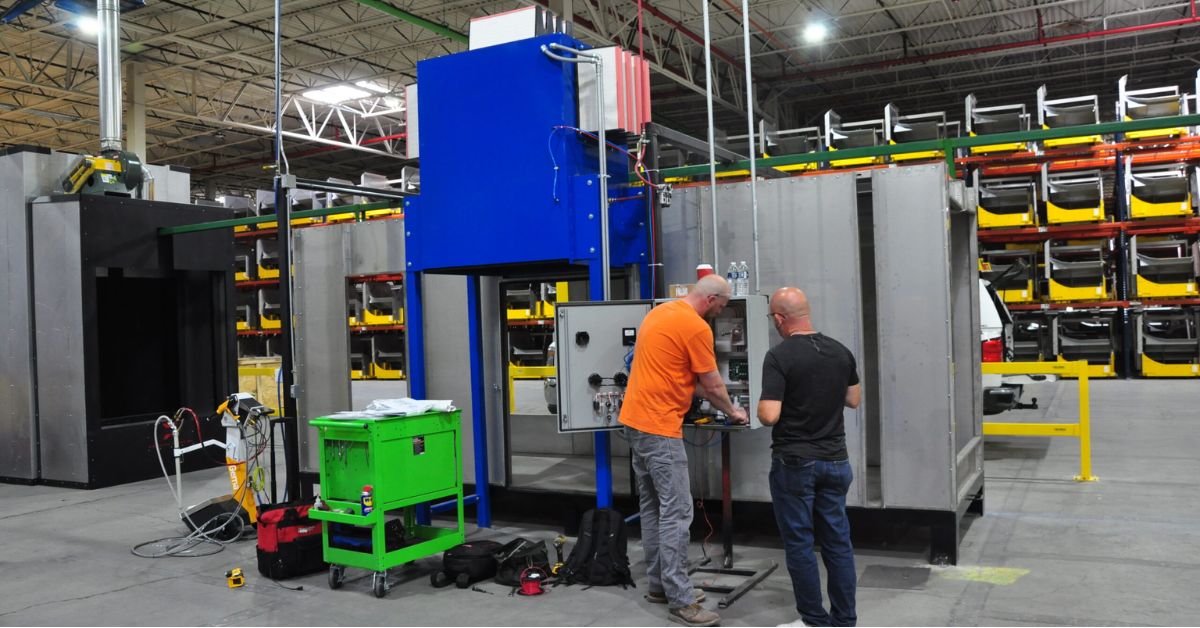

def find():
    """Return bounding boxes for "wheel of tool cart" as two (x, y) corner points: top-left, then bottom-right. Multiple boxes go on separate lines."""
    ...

(328, 565), (345, 589)
(455, 573), (471, 589)
(373, 571), (388, 598)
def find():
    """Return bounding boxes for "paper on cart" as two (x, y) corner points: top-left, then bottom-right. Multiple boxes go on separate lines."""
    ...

(323, 398), (456, 420)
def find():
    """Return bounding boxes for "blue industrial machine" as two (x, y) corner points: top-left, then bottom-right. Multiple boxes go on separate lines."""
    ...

(404, 32), (652, 524)
(405, 33), (648, 274)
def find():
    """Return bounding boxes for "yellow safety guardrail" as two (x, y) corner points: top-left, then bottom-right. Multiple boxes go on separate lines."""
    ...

(508, 365), (556, 414)
(982, 360), (1098, 482)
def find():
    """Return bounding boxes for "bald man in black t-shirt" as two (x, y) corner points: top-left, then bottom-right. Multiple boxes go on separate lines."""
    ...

(757, 287), (861, 628)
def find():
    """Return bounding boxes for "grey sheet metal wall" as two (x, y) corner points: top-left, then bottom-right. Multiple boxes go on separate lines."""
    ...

(294, 220), (508, 486)
(665, 172), (867, 503)
(420, 275), (507, 487)
(664, 164), (982, 510)
(870, 167), (983, 511)
(295, 219), (406, 473)
(0, 149), (75, 481)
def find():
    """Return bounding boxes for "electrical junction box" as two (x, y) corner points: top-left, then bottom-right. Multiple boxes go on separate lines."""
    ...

(555, 301), (652, 432)
(703, 295), (769, 430)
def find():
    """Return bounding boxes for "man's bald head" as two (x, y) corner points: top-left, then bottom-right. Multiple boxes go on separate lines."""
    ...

(769, 287), (814, 336)
(695, 274), (732, 299)
(684, 274), (733, 318)
(770, 287), (810, 319)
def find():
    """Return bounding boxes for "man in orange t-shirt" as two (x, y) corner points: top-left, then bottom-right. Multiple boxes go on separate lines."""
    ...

(619, 274), (747, 627)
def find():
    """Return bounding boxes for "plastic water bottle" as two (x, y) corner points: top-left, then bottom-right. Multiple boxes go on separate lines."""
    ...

(726, 262), (738, 287)
(736, 261), (749, 296)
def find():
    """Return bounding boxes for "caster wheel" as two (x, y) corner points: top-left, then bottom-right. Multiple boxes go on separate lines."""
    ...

(431, 570), (450, 588)
(455, 573), (471, 589)
(328, 565), (345, 590)
(373, 572), (388, 598)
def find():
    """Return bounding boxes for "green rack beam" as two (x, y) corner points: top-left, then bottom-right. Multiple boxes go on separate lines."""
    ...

(355, 0), (468, 45)
(159, 201), (397, 236)
(654, 114), (1200, 180)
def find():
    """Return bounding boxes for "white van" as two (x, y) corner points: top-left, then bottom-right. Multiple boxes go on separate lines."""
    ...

(980, 278), (1040, 415)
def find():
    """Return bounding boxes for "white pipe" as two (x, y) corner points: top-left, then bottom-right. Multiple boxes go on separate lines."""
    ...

(97, 0), (122, 152)
(702, 0), (719, 271)
(740, 0), (761, 293)
(543, 43), (611, 301)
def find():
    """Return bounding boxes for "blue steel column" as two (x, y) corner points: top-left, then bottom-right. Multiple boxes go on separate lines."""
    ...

(589, 259), (613, 509)
(405, 269), (432, 525)
(467, 275), (492, 527)
(405, 270), (426, 399)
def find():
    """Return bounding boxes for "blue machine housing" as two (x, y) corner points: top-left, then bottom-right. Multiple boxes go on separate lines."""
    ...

(404, 33), (649, 274)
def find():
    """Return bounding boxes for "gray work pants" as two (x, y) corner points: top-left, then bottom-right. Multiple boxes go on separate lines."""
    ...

(627, 426), (695, 609)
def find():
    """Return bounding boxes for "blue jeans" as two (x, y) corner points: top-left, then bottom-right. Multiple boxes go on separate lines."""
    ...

(769, 457), (857, 627)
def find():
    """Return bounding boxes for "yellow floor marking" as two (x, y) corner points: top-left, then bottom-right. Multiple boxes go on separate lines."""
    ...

(938, 566), (1031, 585)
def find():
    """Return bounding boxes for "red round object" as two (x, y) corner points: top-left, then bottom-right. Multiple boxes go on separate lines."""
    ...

(517, 567), (547, 596)
(696, 264), (714, 280)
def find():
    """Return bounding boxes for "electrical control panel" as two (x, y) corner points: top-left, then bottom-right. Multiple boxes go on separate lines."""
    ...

(686, 295), (769, 430)
(555, 301), (653, 432)
(554, 295), (770, 432)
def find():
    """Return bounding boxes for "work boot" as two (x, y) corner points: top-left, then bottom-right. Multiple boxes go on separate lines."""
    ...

(669, 603), (721, 627)
(646, 588), (706, 604)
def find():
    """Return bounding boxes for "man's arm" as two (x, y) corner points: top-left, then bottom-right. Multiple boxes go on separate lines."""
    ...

(696, 370), (748, 424)
(757, 399), (781, 426)
(844, 383), (862, 409)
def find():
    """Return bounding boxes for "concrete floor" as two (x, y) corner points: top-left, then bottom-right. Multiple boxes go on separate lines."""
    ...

(1, 379), (1197, 626)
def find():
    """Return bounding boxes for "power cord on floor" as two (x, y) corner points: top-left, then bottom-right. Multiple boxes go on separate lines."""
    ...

(132, 410), (270, 558)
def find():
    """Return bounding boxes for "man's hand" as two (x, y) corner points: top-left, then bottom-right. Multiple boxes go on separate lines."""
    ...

(728, 407), (749, 425)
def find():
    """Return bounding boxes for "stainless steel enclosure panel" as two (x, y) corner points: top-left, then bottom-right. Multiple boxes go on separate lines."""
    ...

(294, 224), (353, 474)
(555, 301), (653, 432)
(948, 181), (984, 504)
(663, 174), (865, 503)
(295, 219), (409, 473)
(0, 150), (75, 481)
(871, 164), (957, 510)
(422, 274), (507, 486)
(349, 219), (406, 276)
(31, 201), (89, 484)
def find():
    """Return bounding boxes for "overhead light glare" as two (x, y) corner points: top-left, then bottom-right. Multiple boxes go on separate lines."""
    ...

(76, 15), (100, 35)
(354, 80), (390, 94)
(302, 85), (372, 104)
(803, 22), (828, 43)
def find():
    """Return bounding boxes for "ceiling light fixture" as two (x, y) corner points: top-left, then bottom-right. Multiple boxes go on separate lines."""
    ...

(803, 22), (828, 44)
(301, 85), (372, 104)
(76, 15), (100, 36)
(354, 80), (390, 94)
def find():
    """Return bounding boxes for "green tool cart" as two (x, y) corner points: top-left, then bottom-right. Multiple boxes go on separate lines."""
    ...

(308, 409), (465, 597)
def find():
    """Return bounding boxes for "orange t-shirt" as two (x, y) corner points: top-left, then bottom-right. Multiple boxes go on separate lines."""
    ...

(619, 299), (717, 438)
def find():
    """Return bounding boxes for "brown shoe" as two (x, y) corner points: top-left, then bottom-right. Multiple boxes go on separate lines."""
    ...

(669, 603), (721, 627)
(646, 588), (706, 604)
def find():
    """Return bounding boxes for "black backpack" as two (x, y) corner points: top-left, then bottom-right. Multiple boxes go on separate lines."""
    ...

(559, 508), (634, 587)
(493, 537), (550, 586)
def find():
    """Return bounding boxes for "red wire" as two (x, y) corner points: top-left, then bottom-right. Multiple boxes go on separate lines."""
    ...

(177, 406), (271, 467)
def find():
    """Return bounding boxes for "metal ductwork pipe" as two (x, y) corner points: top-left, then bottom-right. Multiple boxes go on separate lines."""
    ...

(98, 0), (122, 152)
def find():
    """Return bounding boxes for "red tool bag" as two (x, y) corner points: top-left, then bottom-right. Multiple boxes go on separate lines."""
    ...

(256, 502), (325, 580)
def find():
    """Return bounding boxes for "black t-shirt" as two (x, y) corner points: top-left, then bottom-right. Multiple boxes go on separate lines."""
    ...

(760, 332), (860, 460)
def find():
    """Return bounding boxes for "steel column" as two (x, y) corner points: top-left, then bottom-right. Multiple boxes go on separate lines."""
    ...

(467, 275), (492, 528)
